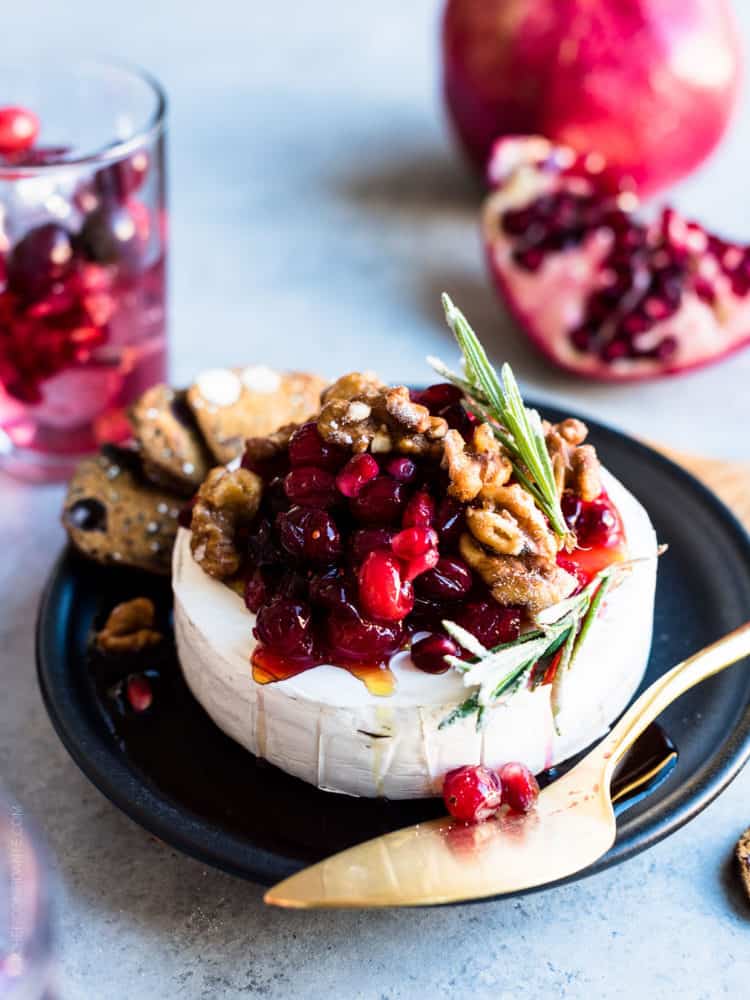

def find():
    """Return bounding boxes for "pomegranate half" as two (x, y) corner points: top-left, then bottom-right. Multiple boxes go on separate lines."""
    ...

(442, 0), (742, 197)
(482, 135), (750, 381)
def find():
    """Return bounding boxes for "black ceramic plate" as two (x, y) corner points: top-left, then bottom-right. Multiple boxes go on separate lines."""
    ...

(37, 407), (750, 893)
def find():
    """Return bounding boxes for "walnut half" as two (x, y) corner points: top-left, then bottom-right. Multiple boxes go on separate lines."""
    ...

(190, 466), (262, 578)
(545, 418), (602, 502)
(96, 598), (163, 653)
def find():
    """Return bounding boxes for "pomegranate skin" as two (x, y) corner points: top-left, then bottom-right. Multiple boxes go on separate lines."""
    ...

(442, 0), (742, 197)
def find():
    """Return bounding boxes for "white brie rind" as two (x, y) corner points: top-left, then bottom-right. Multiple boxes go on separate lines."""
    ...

(172, 468), (657, 799)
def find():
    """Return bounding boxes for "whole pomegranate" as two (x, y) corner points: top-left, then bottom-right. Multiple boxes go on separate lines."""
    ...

(442, 0), (742, 197)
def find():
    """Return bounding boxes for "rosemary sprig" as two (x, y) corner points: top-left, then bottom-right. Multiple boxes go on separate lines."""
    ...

(439, 557), (643, 730)
(431, 294), (568, 540)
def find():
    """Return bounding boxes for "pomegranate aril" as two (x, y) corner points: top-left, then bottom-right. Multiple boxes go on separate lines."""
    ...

(349, 528), (397, 564)
(284, 466), (338, 508)
(402, 547), (440, 582)
(497, 762), (540, 814)
(358, 550), (414, 622)
(455, 601), (522, 649)
(325, 605), (405, 663)
(0, 106), (39, 154)
(277, 505), (342, 565)
(254, 598), (315, 659)
(443, 765), (503, 824)
(391, 526), (438, 560)
(402, 490), (434, 529)
(386, 456), (417, 482)
(350, 476), (407, 526)
(411, 633), (460, 674)
(336, 453), (379, 498)
(125, 673), (153, 713)
(416, 556), (473, 602)
(288, 421), (347, 471)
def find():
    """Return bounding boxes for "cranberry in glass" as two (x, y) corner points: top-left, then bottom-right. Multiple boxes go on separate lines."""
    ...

(350, 476), (407, 526)
(443, 765), (503, 824)
(411, 383), (463, 414)
(358, 550), (414, 622)
(336, 453), (379, 498)
(411, 633), (460, 674)
(277, 505), (342, 564)
(284, 466), (337, 508)
(325, 605), (405, 662)
(435, 497), (465, 549)
(497, 762), (540, 814)
(94, 150), (150, 202)
(349, 528), (397, 564)
(402, 490), (434, 529)
(78, 203), (143, 271)
(391, 526), (438, 560)
(288, 421), (346, 471)
(0, 106), (39, 154)
(8, 223), (75, 300)
(254, 598), (314, 658)
(386, 456), (417, 482)
(455, 600), (522, 648)
(416, 556), (473, 602)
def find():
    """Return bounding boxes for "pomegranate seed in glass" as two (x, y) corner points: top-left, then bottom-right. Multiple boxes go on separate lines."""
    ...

(0, 60), (168, 481)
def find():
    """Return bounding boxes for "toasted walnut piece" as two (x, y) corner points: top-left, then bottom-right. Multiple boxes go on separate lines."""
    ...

(443, 425), (513, 502)
(460, 534), (576, 613)
(243, 423), (298, 468)
(545, 419), (602, 502)
(321, 371), (385, 405)
(190, 467), (263, 578)
(317, 373), (448, 457)
(96, 597), (163, 653)
(736, 827), (750, 902)
(470, 483), (558, 562)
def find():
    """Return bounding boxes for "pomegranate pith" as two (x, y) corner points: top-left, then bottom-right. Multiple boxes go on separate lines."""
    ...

(483, 135), (750, 381)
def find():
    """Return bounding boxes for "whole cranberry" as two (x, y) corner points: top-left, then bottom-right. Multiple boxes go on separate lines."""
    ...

(411, 383), (463, 413)
(244, 569), (269, 613)
(561, 490), (582, 530)
(358, 550), (414, 622)
(0, 106), (39, 154)
(350, 476), (407, 526)
(78, 203), (143, 271)
(349, 528), (397, 564)
(246, 517), (280, 566)
(309, 569), (356, 610)
(497, 762), (540, 814)
(435, 497), (465, 549)
(325, 605), (405, 663)
(277, 505), (342, 564)
(254, 598), (314, 659)
(411, 633), (460, 674)
(416, 556), (473, 602)
(284, 466), (338, 508)
(336, 453), (379, 498)
(8, 224), (75, 300)
(455, 600), (522, 649)
(288, 421), (347, 471)
(443, 765), (503, 824)
(578, 497), (620, 547)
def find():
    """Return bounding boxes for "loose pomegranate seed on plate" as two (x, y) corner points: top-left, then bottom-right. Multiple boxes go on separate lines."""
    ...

(0, 106), (39, 154)
(497, 762), (540, 814)
(443, 765), (503, 824)
(411, 633), (459, 674)
(125, 673), (153, 713)
(336, 453), (379, 498)
(358, 549), (414, 622)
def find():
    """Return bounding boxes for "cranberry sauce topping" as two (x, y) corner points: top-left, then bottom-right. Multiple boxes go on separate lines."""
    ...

(235, 405), (627, 690)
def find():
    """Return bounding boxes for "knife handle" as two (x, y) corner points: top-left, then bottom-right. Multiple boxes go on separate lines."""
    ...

(601, 621), (750, 781)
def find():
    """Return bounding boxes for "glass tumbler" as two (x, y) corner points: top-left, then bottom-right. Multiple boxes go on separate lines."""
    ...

(0, 60), (168, 481)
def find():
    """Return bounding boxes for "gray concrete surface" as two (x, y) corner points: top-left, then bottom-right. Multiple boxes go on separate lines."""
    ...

(2, 1), (750, 997)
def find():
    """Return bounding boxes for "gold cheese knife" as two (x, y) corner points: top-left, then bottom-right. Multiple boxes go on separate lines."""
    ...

(264, 621), (750, 909)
